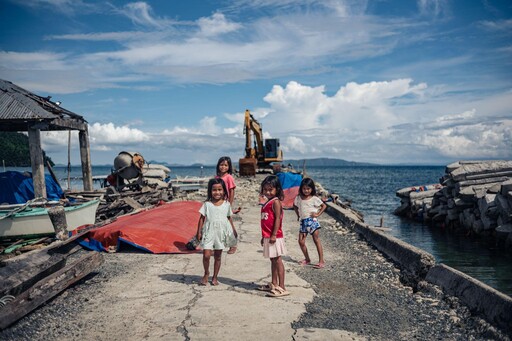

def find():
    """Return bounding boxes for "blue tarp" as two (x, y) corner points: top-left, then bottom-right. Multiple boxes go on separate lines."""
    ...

(276, 172), (303, 189)
(0, 171), (64, 204)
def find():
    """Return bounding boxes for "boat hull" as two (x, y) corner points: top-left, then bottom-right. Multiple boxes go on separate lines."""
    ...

(0, 200), (100, 239)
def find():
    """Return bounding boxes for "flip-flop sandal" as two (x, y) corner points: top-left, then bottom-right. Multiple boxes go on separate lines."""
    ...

(266, 286), (290, 298)
(314, 262), (325, 269)
(227, 247), (237, 254)
(298, 259), (311, 266)
(256, 282), (275, 292)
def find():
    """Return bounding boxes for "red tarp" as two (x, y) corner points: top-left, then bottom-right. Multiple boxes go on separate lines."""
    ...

(76, 200), (202, 254)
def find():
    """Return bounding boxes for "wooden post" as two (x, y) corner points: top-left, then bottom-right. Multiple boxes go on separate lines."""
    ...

(67, 130), (71, 190)
(79, 129), (93, 191)
(28, 127), (46, 199)
(47, 206), (68, 240)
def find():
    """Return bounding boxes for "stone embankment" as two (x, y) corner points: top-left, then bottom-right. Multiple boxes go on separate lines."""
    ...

(328, 197), (512, 337)
(395, 160), (512, 247)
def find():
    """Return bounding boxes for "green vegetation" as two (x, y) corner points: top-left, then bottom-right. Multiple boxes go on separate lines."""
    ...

(0, 132), (54, 167)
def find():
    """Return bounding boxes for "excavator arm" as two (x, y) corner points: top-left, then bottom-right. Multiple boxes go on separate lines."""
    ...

(244, 109), (264, 160)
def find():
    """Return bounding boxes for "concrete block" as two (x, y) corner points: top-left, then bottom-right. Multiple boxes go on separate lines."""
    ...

(500, 180), (512, 195)
(327, 202), (435, 280)
(352, 221), (435, 280)
(426, 264), (512, 334)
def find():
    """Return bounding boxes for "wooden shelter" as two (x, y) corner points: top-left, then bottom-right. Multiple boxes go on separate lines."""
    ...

(0, 79), (93, 197)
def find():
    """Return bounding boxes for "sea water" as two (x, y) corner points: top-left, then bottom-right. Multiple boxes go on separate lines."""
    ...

(306, 165), (512, 297)
(5, 165), (511, 296)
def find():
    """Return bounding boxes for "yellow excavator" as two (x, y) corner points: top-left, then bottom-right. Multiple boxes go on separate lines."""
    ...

(239, 109), (283, 176)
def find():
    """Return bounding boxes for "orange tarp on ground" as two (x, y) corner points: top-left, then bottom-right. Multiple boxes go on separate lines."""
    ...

(76, 201), (202, 254)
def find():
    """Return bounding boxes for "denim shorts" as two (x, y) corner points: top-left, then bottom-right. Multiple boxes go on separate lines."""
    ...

(299, 217), (321, 235)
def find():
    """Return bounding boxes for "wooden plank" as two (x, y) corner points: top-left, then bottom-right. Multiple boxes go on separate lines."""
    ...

(0, 254), (66, 297)
(0, 251), (104, 330)
(0, 244), (83, 296)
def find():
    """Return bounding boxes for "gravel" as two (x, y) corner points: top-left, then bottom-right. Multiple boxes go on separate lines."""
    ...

(291, 215), (510, 340)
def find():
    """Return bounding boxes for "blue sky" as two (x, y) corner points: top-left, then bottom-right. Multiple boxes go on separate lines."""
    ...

(1, 0), (511, 166)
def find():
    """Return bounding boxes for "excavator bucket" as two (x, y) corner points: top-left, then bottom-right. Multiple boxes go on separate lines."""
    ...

(239, 157), (257, 176)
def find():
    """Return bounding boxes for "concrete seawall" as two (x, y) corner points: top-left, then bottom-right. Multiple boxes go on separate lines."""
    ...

(326, 201), (512, 335)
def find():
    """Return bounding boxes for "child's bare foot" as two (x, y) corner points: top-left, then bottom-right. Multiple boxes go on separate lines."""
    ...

(211, 278), (220, 286)
(227, 246), (237, 254)
(200, 274), (209, 286)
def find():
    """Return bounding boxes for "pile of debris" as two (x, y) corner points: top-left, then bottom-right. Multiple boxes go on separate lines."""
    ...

(95, 184), (174, 223)
(395, 160), (512, 247)
(395, 183), (444, 220)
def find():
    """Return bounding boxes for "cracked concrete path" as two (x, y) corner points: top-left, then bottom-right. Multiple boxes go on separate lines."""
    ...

(1, 176), (364, 341)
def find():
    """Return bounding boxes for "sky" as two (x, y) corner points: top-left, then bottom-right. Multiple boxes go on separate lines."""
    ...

(0, 0), (511, 166)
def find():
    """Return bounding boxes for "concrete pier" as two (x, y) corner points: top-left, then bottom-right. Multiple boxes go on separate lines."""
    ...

(0, 175), (510, 340)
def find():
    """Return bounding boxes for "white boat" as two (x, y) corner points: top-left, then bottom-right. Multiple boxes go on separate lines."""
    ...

(0, 199), (100, 239)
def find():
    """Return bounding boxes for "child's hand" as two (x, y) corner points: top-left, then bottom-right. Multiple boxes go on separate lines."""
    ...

(269, 235), (276, 244)
(196, 232), (202, 241)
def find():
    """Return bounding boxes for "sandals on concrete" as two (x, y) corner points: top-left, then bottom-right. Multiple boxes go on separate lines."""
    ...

(227, 247), (237, 254)
(256, 282), (275, 292)
(298, 259), (311, 266)
(266, 286), (290, 298)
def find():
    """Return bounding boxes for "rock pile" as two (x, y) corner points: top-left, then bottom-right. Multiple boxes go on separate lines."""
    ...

(395, 183), (444, 220)
(395, 160), (512, 247)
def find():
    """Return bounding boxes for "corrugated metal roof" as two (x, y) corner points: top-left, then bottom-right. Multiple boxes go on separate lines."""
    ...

(0, 79), (87, 128)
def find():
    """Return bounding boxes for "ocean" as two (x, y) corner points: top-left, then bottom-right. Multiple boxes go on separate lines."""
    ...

(5, 164), (512, 296)
(305, 165), (512, 297)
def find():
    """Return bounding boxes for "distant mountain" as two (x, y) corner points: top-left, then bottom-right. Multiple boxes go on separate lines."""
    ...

(284, 158), (377, 167)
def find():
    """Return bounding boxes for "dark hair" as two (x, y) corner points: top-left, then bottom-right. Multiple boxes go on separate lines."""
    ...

(207, 178), (228, 201)
(260, 175), (284, 201)
(299, 178), (317, 196)
(216, 156), (233, 176)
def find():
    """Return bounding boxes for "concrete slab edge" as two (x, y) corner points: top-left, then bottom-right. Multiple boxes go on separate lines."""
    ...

(326, 202), (435, 279)
(326, 202), (512, 335)
(426, 264), (512, 334)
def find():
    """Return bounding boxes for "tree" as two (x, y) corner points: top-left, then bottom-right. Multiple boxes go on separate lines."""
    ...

(0, 132), (54, 167)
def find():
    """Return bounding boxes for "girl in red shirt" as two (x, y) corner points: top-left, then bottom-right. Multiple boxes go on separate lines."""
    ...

(258, 175), (289, 297)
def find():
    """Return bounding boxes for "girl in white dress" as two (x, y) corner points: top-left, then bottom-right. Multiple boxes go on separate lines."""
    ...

(196, 178), (237, 286)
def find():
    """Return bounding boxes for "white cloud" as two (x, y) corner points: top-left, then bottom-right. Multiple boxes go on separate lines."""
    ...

(262, 79), (427, 132)
(88, 122), (149, 147)
(417, 0), (450, 18)
(0, 51), (69, 70)
(417, 119), (512, 158)
(197, 12), (241, 37)
(478, 19), (512, 31)
(119, 2), (171, 29)
(1, 2), (406, 91)
(284, 136), (308, 154)
(9, 0), (97, 15)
